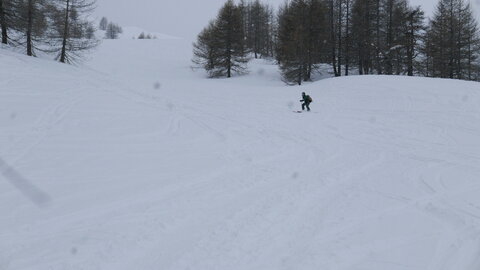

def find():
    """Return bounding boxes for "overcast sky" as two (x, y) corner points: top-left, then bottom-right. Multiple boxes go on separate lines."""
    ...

(95, 0), (480, 40)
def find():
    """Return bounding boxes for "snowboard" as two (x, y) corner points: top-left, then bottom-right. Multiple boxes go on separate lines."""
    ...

(293, 111), (316, 113)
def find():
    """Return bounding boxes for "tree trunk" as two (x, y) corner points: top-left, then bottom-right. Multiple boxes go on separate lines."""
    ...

(338, 0), (342, 76)
(26, 0), (34, 56)
(467, 35), (472, 80)
(254, 21), (258, 59)
(406, 36), (414, 75)
(375, 0), (381, 74)
(358, 40), (364, 75)
(0, 0), (8, 44)
(227, 42), (232, 77)
(60, 0), (70, 63)
(407, 12), (414, 76)
(345, 0), (350, 76)
(298, 66), (302, 85)
(330, 0), (339, 76)
(227, 55), (231, 77)
(448, 1), (455, 79)
(455, 4), (463, 79)
(227, 27), (232, 78)
(305, 44), (312, 81)
(386, 0), (393, 75)
(364, 0), (371, 74)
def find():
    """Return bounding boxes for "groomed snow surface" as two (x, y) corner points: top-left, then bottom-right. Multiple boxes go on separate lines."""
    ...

(1, 37), (480, 270)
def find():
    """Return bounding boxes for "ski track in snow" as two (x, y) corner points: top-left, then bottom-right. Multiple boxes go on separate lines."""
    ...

(1, 39), (480, 270)
(4, 90), (87, 166)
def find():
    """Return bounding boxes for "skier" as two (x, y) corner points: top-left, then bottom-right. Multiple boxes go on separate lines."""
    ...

(300, 92), (312, 111)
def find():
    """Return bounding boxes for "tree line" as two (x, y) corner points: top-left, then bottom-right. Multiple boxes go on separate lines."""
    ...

(193, 0), (480, 84)
(0, 0), (97, 63)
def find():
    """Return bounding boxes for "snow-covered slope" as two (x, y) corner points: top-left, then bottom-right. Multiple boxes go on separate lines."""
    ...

(1, 38), (480, 270)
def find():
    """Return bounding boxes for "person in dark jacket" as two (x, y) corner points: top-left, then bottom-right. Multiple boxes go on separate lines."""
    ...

(300, 92), (312, 111)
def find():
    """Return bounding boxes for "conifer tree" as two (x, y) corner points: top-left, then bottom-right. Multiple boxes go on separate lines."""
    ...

(327, 0), (339, 76)
(0, 0), (8, 44)
(16, 0), (48, 56)
(214, 0), (248, 77)
(0, 0), (17, 44)
(351, 0), (375, 74)
(245, 0), (273, 58)
(424, 0), (480, 80)
(276, 0), (327, 85)
(404, 6), (424, 76)
(192, 21), (218, 75)
(193, 0), (248, 78)
(105, 22), (122, 39)
(99, 16), (107, 30)
(50, 0), (98, 63)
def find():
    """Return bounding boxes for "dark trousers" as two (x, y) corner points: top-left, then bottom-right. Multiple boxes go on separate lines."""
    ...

(302, 102), (311, 111)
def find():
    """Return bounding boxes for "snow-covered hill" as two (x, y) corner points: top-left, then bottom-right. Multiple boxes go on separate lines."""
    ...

(119, 26), (180, 40)
(1, 37), (480, 270)
(96, 26), (180, 41)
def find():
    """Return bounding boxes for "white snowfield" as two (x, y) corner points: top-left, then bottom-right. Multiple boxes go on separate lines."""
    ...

(1, 37), (480, 270)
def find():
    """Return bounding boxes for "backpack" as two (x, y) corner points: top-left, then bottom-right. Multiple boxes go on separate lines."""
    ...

(307, 96), (313, 103)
